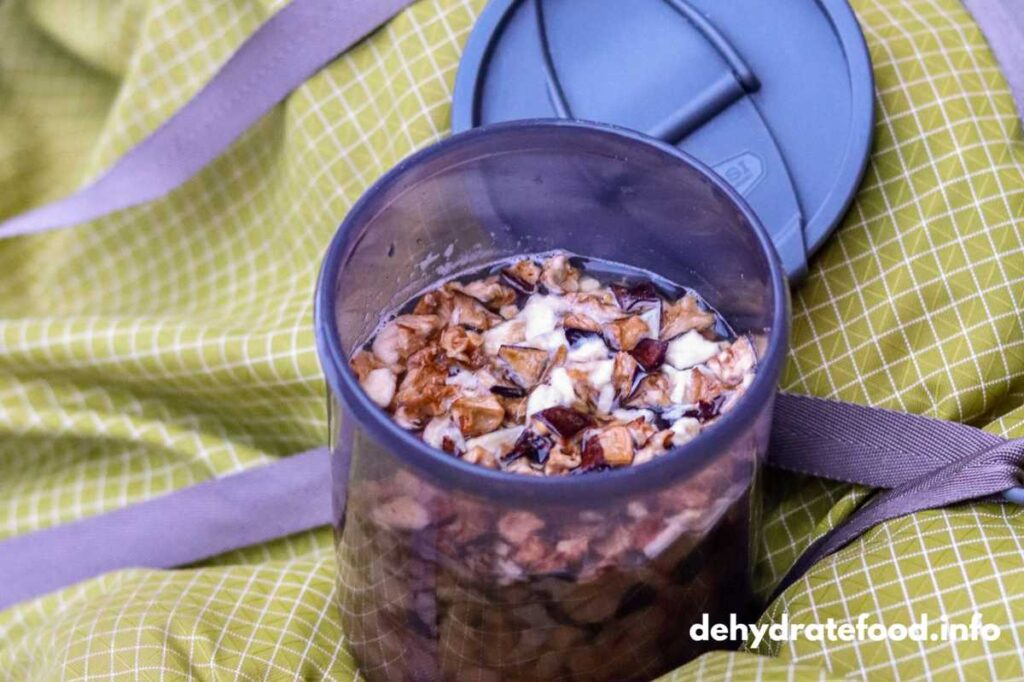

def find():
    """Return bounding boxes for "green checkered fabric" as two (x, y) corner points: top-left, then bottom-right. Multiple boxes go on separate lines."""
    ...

(0, 0), (1022, 679)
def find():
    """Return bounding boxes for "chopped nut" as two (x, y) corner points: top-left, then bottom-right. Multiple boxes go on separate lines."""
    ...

(544, 442), (582, 474)
(564, 312), (602, 332)
(360, 367), (396, 408)
(612, 352), (638, 398)
(687, 368), (724, 403)
(624, 416), (658, 447)
(454, 277), (517, 311)
(450, 292), (502, 330)
(564, 292), (624, 324)
(603, 315), (650, 351)
(498, 395), (527, 425)
(498, 511), (545, 543)
(707, 336), (756, 386)
(498, 345), (549, 388)
(439, 324), (484, 366)
(660, 294), (715, 340)
(502, 259), (542, 292)
(393, 346), (452, 427)
(540, 253), (581, 293)
(349, 349), (383, 382)
(371, 315), (441, 366)
(594, 425), (634, 467)
(413, 289), (455, 321)
(396, 313), (443, 337)
(451, 394), (505, 437)
(372, 496), (429, 530)
(625, 373), (671, 408)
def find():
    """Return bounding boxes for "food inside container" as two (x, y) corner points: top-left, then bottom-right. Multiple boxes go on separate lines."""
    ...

(317, 121), (787, 681)
(350, 251), (757, 475)
(339, 253), (761, 679)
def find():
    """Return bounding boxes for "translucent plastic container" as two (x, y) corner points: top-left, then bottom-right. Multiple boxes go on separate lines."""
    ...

(314, 120), (789, 681)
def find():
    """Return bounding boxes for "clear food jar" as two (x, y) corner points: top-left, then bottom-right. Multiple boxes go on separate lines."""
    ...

(314, 120), (789, 681)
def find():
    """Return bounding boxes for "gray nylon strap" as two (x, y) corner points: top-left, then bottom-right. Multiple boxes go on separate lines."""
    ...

(0, 0), (417, 239)
(767, 394), (1024, 599)
(3, 395), (1022, 610)
(0, 447), (333, 611)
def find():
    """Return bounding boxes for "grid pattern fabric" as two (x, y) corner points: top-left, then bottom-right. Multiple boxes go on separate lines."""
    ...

(0, 0), (1022, 679)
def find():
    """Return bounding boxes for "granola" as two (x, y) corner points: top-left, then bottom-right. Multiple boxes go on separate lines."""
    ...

(351, 252), (757, 475)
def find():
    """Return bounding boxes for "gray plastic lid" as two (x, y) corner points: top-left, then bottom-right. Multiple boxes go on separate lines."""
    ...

(451, 0), (875, 280)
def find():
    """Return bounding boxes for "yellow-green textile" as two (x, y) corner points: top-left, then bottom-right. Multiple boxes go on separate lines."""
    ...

(0, 0), (1022, 679)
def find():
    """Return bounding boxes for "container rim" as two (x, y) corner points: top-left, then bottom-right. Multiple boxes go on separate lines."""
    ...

(314, 118), (790, 503)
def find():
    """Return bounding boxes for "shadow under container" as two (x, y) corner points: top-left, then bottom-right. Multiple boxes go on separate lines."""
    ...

(315, 121), (789, 681)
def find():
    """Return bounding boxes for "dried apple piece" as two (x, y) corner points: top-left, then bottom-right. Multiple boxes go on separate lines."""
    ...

(603, 315), (650, 352)
(625, 373), (672, 408)
(540, 253), (581, 293)
(707, 336), (756, 386)
(450, 292), (502, 330)
(564, 312), (602, 333)
(451, 394), (506, 437)
(439, 324), (484, 366)
(454, 277), (517, 311)
(371, 314), (441, 366)
(593, 425), (634, 467)
(612, 352), (638, 399)
(502, 259), (542, 292)
(498, 345), (549, 388)
(686, 368), (725, 404)
(660, 293), (715, 340)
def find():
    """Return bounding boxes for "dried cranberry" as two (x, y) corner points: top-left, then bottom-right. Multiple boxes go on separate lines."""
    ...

(534, 407), (594, 439)
(565, 327), (602, 347)
(629, 338), (667, 371)
(506, 430), (553, 465)
(683, 395), (726, 423)
(578, 436), (606, 471)
(611, 281), (659, 310)
(490, 384), (527, 399)
(441, 437), (457, 454)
